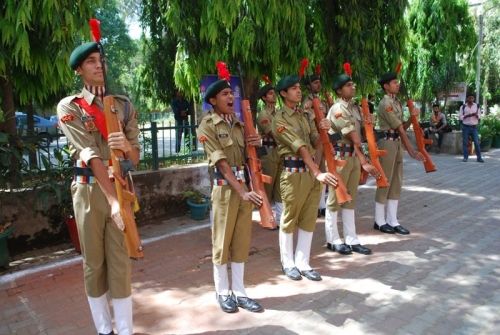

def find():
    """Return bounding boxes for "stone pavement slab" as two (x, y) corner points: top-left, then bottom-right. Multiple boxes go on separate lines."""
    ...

(1, 150), (499, 335)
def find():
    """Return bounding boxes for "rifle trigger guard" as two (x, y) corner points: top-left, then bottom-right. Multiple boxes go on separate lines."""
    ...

(119, 158), (135, 178)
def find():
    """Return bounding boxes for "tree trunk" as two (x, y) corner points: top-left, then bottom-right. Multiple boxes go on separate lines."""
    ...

(25, 103), (38, 168)
(0, 76), (23, 188)
(0, 76), (16, 135)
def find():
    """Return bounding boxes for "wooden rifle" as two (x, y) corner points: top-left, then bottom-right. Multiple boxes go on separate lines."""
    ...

(360, 98), (389, 187)
(311, 97), (351, 205)
(241, 99), (277, 230)
(89, 19), (144, 258)
(407, 99), (437, 173)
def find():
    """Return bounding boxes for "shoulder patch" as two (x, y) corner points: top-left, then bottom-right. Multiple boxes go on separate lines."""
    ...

(277, 126), (287, 133)
(60, 114), (75, 123)
(198, 135), (208, 143)
(386, 106), (393, 113)
(261, 118), (270, 125)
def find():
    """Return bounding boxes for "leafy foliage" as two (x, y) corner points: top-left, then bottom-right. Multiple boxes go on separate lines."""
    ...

(139, 0), (410, 103)
(405, 0), (476, 105)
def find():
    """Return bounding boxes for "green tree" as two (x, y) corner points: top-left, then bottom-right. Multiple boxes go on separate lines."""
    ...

(139, 0), (410, 105)
(405, 0), (476, 109)
(481, 0), (500, 108)
(0, 0), (97, 135)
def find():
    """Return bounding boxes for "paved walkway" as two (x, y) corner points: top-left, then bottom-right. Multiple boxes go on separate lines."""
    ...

(1, 150), (499, 335)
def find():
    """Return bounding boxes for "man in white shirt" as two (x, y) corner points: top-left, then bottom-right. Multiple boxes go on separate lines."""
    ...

(459, 93), (484, 163)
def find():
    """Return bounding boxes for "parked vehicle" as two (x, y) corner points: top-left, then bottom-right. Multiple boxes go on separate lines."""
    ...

(15, 112), (58, 137)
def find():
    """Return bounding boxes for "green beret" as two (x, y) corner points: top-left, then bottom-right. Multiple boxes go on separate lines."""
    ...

(69, 42), (99, 70)
(303, 74), (321, 86)
(204, 79), (231, 104)
(332, 74), (352, 91)
(256, 84), (274, 100)
(378, 72), (398, 86)
(276, 75), (300, 94)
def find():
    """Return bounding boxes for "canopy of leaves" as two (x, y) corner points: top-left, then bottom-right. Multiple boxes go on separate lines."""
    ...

(0, 0), (97, 106)
(405, 0), (476, 102)
(139, 0), (409, 103)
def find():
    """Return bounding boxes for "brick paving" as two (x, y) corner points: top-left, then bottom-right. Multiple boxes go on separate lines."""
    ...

(1, 150), (499, 335)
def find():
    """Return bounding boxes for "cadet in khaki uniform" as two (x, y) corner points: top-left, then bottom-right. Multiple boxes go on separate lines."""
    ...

(272, 75), (338, 282)
(197, 76), (264, 313)
(302, 73), (331, 216)
(57, 42), (139, 335)
(374, 72), (424, 235)
(325, 74), (379, 256)
(256, 84), (283, 223)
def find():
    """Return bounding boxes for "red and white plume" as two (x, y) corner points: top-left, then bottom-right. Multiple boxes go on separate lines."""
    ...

(343, 62), (352, 77)
(315, 64), (321, 75)
(262, 74), (272, 85)
(395, 61), (402, 75)
(216, 61), (231, 81)
(89, 19), (101, 42)
(299, 58), (309, 79)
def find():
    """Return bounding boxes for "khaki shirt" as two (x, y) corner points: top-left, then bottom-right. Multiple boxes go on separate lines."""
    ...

(272, 105), (319, 158)
(197, 110), (246, 167)
(57, 88), (140, 164)
(327, 99), (362, 146)
(256, 104), (275, 136)
(378, 94), (403, 131)
(302, 93), (328, 120)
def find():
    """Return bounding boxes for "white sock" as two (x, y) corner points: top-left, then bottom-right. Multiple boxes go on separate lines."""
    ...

(213, 263), (230, 296)
(342, 209), (360, 245)
(375, 202), (386, 226)
(112, 296), (133, 335)
(279, 230), (295, 269)
(325, 209), (342, 245)
(386, 199), (400, 227)
(318, 185), (326, 210)
(274, 202), (283, 224)
(87, 293), (113, 335)
(230, 262), (247, 298)
(295, 228), (313, 272)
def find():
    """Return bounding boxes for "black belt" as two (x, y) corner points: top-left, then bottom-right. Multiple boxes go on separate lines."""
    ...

(283, 158), (306, 169)
(262, 140), (277, 147)
(74, 166), (94, 177)
(384, 131), (400, 140)
(334, 144), (354, 154)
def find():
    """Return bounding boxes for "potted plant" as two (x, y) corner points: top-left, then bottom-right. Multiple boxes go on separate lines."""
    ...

(479, 117), (495, 152)
(182, 189), (210, 220)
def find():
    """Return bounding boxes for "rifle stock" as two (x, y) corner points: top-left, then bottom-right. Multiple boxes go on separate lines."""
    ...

(241, 99), (277, 230)
(360, 98), (389, 187)
(407, 99), (437, 173)
(311, 98), (351, 205)
(103, 97), (144, 259)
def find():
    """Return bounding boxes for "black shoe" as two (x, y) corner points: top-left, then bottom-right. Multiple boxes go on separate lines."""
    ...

(462, 158), (468, 162)
(282, 266), (302, 280)
(233, 295), (264, 313)
(317, 208), (326, 217)
(300, 269), (322, 281)
(393, 225), (410, 235)
(373, 222), (395, 234)
(99, 332), (114, 335)
(327, 243), (352, 255)
(216, 294), (238, 313)
(477, 158), (484, 163)
(349, 244), (372, 255)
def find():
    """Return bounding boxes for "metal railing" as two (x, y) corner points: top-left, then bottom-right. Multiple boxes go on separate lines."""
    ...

(20, 121), (206, 171)
(138, 120), (205, 170)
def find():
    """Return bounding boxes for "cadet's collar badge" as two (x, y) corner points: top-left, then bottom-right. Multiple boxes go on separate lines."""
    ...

(277, 126), (287, 133)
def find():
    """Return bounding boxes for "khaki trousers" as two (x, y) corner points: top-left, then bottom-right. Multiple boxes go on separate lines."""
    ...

(375, 139), (403, 203)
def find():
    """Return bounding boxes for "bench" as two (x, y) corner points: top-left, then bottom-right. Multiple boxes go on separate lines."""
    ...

(406, 129), (465, 154)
